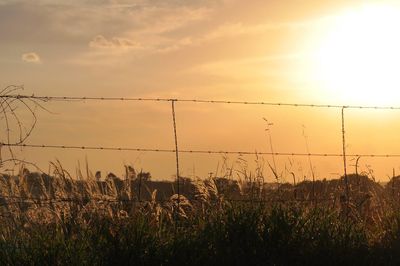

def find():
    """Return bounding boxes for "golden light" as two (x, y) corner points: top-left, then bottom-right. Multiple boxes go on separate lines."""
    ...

(313, 4), (400, 106)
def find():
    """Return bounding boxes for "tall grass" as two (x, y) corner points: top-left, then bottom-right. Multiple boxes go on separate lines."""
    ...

(2, 164), (400, 265)
(0, 203), (374, 265)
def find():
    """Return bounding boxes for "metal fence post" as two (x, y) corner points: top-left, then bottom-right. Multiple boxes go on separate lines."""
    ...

(341, 107), (350, 213)
(171, 100), (180, 223)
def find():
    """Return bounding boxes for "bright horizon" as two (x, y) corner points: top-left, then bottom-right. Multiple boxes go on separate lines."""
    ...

(1, 0), (400, 182)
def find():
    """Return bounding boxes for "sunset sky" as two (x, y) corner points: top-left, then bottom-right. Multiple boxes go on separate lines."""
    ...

(1, 0), (400, 181)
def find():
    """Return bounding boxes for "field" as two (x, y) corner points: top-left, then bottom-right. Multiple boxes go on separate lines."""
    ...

(1, 164), (400, 265)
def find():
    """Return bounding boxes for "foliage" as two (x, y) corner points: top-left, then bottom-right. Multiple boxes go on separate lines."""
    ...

(2, 167), (400, 265)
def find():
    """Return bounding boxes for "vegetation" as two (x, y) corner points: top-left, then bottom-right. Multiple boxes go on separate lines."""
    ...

(2, 164), (400, 265)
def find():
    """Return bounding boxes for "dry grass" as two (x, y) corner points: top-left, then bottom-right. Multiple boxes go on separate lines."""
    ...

(1, 161), (400, 265)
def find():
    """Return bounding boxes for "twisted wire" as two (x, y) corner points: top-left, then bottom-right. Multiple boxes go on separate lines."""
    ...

(2, 94), (400, 109)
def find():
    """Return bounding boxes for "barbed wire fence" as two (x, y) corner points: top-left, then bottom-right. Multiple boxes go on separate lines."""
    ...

(1, 85), (400, 208)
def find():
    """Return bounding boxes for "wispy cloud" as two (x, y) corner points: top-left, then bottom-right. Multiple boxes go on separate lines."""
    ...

(71, 5), (212, 64)
(21, 52), (41, 63)
(89, 35), (141, 49)
(157, 16), (331, 53)
(2, 0), (331, 70)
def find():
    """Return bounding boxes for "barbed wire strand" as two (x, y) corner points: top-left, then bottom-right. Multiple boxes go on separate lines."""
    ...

(3, 94), (400, 110)
(3, 143), (400, 158)
(0, 195), (336, 206)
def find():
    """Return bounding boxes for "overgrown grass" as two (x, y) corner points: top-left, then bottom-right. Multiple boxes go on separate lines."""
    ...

(2, 165), (400, 265)
(3, 203), (400, 265)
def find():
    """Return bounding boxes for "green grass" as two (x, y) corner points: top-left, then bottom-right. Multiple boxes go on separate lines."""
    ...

(2, 203), (400, 265)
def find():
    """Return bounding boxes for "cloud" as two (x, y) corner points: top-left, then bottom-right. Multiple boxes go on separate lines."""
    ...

(21, 52), (41, 63)
(154, 17), (328, 54)
(68, 4), (211, 62)
(89, 35), (141, 49)
(0, 1), (213, 48)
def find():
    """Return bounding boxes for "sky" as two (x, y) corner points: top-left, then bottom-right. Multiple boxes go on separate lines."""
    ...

(1, 0), (400, 181)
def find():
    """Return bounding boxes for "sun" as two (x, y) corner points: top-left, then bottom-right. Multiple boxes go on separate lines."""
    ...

(313, 4), (400, 106)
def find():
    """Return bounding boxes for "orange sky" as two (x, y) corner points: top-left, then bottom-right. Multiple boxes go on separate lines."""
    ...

(1, 0), (400, 181)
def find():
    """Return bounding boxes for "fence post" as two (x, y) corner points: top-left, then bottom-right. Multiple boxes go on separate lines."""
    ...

(341, 107), (350, 213)
(171, 100), (180, 223)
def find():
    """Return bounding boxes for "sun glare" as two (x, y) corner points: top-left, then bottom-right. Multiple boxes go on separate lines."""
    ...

(314, 4), (400, 106)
